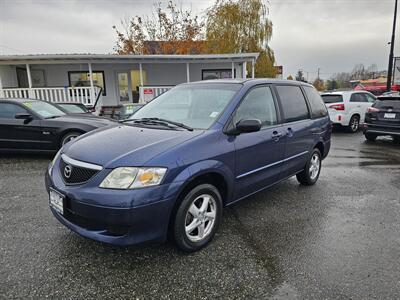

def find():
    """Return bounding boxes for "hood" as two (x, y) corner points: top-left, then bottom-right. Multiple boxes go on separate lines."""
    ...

(51, 114), (115, 127)
(63, 124), (203, 168)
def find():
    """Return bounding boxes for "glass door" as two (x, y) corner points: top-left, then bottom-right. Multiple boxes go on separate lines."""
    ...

(131, 70), (147, 103)
(116, 71), (131, 102)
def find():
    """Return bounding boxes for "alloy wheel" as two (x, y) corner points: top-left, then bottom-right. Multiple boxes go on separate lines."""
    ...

(309, 153), (320, 180)
(185, 194), (217, 242)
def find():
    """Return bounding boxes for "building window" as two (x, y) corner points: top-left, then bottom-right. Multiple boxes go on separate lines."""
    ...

(202, 69), (235, 80)
(68, 71), (106, 95)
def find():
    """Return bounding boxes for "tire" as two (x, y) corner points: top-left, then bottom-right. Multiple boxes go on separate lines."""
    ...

(347, 115), (360, 133)
(393, 136), (400, 144)
(296, 148), (322, 186)
(60, 131), (82, 147)
(173, 183), (222, 252)
(365, 133), (377, 142)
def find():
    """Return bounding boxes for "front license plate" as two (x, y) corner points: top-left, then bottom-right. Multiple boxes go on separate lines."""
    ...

(384, 113), (396, 119)
(49, 188), (64, 215)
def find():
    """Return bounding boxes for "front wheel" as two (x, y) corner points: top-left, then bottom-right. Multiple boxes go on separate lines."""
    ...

(173, 184), (222, 252)
(296, 149), (322, 186)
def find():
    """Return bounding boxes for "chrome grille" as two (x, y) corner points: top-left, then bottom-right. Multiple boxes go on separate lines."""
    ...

(59, 155), (101, 185)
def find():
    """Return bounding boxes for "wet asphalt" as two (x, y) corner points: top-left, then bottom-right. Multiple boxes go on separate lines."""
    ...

(1, 131), (399, 299)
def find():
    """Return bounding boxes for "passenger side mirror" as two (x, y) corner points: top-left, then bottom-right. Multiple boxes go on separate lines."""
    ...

(235, 119), (262, 134)
(15, 113), (33, 121)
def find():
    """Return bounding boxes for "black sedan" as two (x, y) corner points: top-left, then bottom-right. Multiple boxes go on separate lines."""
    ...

(363, 93), (400, 142)
(0, 98), (115, 152)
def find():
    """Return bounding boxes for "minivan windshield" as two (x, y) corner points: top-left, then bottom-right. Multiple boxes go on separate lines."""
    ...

(22, 101), (66, 119)
(129, 83), (241, 129)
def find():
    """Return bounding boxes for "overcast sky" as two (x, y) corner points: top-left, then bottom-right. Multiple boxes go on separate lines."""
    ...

(0, 0), (398, 80)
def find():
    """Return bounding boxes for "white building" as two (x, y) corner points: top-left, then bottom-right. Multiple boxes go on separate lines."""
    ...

(0, 53), (259, 108)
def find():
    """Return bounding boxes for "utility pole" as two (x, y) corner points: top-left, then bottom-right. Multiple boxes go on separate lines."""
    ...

(387, 0), (398, 91)
(317, 68), (321, 80)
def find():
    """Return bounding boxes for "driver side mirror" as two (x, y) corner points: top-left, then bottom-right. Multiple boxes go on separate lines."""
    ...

(15, 113), (33, 122)
(226, 119), (262, 135)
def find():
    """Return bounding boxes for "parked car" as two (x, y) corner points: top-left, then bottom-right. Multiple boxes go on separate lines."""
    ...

(54, 102), (92, 114)
(46, 79), (331, 252)
(363, 93), (400, 142)
(321, 91), (376, 132)
(0, 98), (115, 152)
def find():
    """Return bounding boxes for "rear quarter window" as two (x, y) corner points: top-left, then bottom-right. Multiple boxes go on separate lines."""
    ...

(303, 86), (328, 118)
(275, 85), (310, 123)
(321, 94), (343, 104)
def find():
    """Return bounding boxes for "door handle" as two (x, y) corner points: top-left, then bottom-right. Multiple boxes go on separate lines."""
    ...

(272, 131), (283, 141)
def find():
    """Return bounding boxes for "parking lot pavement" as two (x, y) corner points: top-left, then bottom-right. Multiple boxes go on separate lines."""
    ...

(1, 131), (399, 299)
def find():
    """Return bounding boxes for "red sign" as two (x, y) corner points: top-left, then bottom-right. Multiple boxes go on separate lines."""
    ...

(143, 89), (153, 95)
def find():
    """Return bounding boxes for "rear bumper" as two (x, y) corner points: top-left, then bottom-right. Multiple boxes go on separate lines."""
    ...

(328, 110), (350, 126)
(363, 123), (400, 136)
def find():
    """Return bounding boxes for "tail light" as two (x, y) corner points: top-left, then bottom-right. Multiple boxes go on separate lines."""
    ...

(329, 103), (345, 111)
(367, 107), (379, 113)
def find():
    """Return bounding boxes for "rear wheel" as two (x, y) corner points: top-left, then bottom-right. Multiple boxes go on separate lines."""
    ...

(60, 131), (82, 147)
(365, 133), (377, 142)
(296, 148), (322, 186)
(173, 184), (222, 252)
(347, 115), (360, 133)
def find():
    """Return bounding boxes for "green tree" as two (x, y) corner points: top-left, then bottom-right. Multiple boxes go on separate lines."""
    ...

(287, 75), (294, 80)
(206, 0), (276, 77)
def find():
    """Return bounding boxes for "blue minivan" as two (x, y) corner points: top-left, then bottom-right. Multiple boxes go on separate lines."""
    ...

(46, 79), (331, 252)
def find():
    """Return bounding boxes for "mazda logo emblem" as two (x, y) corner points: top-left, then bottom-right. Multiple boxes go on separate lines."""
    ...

(64, 165), (72, 178)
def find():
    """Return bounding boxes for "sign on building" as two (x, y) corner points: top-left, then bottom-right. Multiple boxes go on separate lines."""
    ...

(394, 57), (400, 84)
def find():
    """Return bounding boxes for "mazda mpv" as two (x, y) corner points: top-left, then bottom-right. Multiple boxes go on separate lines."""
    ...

(46, 79), (331, 252)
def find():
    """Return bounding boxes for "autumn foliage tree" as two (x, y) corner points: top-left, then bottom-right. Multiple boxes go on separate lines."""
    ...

(113, 0), (277, 78)
(205, 0), (276, 77)
(113, 1), (205, 54)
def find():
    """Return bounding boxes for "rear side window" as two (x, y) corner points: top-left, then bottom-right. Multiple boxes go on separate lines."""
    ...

(233, 86), (277, 128)
(350, 93), (368, 103)
(321, 94), (343, 103)
(303, 86), (328, 118)
(276, 85), (310, 123)
(0, 103), (28, 118)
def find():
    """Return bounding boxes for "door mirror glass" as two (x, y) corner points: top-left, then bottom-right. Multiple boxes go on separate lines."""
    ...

(235, 119), (262, 133)
(15, 113), (32, 120)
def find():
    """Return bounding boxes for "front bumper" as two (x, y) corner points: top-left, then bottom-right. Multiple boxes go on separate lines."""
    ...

(45, 166), (179, 246)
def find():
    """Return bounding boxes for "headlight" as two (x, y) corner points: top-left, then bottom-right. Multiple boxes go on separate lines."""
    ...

(48, 150), (61, 176)
(99, 167), (167, 189)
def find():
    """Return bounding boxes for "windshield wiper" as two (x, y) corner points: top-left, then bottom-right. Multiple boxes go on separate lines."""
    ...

(121, 118), (193, 131)
(45, 115), (61, 119)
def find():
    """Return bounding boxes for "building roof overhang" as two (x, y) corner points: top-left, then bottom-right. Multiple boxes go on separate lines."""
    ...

(0, 53), (259, 65)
